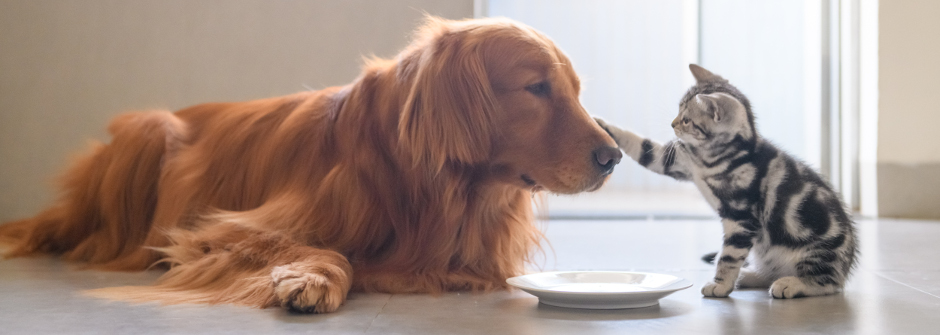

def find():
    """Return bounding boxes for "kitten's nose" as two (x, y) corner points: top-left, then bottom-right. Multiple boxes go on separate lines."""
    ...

(593, 146), (622, 175)
(671, 119), (680, 128)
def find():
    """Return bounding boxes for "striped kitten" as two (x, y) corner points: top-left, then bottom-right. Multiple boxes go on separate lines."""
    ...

(596, 64), (858, 299)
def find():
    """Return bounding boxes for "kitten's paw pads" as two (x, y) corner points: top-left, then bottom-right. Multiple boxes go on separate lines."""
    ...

(770, 276), (807, 299)
(701, 281), (734, 298)
(271, 265), (344, 313)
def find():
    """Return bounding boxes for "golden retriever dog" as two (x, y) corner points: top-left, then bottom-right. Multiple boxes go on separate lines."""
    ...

(0, 17), (621, 313)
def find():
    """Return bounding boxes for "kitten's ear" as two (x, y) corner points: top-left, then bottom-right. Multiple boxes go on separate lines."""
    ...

(699, 93), (741, 122)
(689, 64), (725, 83)
(694, 95), (720, 122)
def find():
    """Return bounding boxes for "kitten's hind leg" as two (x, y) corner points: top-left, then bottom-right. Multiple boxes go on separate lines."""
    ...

(736, 268), (774, 288)
(770, 254), (844, 298)
(770, 276), (840, 298)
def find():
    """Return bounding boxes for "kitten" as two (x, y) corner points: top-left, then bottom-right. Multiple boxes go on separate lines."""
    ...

(596, 64), (858, 299)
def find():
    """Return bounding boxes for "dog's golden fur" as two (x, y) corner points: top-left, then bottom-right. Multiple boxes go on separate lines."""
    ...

(0, 17), (619, 313)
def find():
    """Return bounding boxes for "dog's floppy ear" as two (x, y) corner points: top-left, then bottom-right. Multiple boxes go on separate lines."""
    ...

(399, 19), (497, 173)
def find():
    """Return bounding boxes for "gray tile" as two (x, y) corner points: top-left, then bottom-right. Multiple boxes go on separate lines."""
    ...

(367, 269), (940, 335)
(2, 218), (940, 334)
(0, 258), (391, 335)
(875, 270), (940, 298)
(856, 219), (940, 271)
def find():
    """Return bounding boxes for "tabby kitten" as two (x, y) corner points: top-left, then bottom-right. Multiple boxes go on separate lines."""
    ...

(596, 64), (858, 299)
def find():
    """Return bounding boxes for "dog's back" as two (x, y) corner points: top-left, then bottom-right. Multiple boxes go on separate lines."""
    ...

(0, 90), (340, 270)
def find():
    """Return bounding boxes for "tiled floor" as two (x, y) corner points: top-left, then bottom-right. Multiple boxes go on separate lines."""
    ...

(2, 218), (939, 334)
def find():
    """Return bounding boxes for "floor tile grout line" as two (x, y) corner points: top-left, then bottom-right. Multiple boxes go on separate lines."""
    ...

(364, 294), (392, 334)
(872, 271), (940, 300)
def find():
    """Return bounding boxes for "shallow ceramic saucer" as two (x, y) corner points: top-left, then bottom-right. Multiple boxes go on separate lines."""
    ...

(507, 271), (692, 309)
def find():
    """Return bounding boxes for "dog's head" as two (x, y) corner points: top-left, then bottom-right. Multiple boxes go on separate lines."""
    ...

(399, 17), (620, 194)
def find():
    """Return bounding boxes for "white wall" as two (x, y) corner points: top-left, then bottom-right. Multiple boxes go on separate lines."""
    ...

(488, 1), (817, 190)
(488, 0), (696, 194)
(0, 0), (473, 222)
(701, 1), (815, 168)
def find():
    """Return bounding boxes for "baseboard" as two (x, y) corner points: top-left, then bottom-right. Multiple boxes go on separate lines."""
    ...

(877, 162), (940, 220)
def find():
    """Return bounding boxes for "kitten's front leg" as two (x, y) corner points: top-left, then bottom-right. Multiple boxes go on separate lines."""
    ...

(703, 218), (758, 298)
(594, 118), (691, 180)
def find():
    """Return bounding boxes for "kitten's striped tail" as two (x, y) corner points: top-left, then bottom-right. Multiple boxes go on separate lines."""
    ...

(701, 251), (750, 267)
(701, 252), (718, 264)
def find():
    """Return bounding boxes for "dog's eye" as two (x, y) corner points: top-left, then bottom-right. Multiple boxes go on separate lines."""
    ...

(525, 81), (550, 97)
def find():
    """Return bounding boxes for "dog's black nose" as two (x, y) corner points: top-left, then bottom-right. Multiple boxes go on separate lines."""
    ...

(593, 146), (622, 174)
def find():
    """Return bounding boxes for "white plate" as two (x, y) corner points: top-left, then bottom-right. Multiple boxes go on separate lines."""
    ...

(507, 271), (693, 309)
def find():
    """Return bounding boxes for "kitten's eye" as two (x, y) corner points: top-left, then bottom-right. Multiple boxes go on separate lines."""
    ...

(682, 118), (690, 125)
(525, 81), (550, 97)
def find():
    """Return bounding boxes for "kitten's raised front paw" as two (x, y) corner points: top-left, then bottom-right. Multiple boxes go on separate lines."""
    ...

(271, 264), (345, 313)
(593, 117), (615, 135)
(701, 281), (734, 298)
(770, 276), (807, 299)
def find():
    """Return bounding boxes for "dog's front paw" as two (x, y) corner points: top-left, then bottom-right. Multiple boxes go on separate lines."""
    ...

(271, 264), (345, 313)
(701, 281), (734, 298)
(770, 276), (807, 299)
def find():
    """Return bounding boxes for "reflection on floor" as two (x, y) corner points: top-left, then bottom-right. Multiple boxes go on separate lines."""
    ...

(2, 218), (939, 334)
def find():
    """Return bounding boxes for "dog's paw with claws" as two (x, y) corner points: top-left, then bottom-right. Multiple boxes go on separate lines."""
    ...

(271, 264), (345, 313)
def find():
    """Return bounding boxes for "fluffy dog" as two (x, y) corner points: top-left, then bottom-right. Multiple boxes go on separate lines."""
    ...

(0, 17), (621, 313)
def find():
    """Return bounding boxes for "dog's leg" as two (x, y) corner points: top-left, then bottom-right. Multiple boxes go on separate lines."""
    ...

(104, 221), (353, 313)
(2, 112), (184, 270)
(269, 257), (351, 313)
